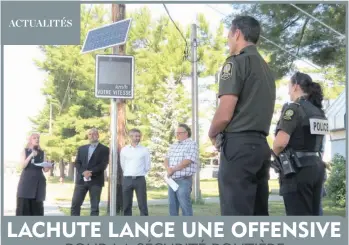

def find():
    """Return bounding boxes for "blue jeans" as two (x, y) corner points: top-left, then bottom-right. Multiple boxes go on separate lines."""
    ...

(168, 177), (193, 216)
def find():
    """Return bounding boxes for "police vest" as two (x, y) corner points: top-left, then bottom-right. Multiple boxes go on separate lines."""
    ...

(289, 99), (328, 152)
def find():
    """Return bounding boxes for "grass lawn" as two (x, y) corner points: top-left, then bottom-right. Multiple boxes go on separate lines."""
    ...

(59, 198), (345, 217)
(47, 177), (280, 202)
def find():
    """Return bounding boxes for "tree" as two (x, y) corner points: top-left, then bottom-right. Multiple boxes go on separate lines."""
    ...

(31, 5), (229, 188)
(123, 8), (228, 184)
(31, 5), (112, 162)
(147, 74), (190, 187)
(225, 3), (345, 97)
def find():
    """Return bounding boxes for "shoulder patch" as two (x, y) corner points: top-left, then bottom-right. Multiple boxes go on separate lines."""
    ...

(220, 62), (234, 80)
(283, 109), (294, 121)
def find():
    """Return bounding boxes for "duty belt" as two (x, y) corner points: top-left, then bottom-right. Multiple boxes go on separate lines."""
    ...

(295, 152), (320, 158)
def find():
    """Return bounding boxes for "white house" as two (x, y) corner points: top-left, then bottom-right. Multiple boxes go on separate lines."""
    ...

(324, 91), (346, 160)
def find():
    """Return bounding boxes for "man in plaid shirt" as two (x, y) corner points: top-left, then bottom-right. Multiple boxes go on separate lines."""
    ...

(164, 123), (199, 216)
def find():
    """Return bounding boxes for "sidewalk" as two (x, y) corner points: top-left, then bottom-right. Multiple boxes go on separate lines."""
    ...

(56, 194), (283, 209)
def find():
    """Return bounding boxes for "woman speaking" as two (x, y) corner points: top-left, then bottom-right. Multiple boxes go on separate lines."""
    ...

(16, 132), (51, 216)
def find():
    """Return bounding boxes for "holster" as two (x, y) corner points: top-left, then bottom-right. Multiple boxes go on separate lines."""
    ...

(270, 150), (282, 174)
(288, 148), (302, 168)
(279, 149), (297, 176)
(271, 149), (297, 176)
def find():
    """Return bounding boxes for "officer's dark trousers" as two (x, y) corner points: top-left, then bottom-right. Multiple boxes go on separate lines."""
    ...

(218, 132), (271, 216)
(71, 183), (102, 216)
(123, 176), (148, 216)
(280, 156), (325, 216)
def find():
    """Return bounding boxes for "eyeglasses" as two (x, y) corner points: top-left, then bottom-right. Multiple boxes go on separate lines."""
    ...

(176, 131), (186, 135)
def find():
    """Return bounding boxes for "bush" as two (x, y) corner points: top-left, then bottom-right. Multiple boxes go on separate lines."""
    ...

(326, 154), (346, 207)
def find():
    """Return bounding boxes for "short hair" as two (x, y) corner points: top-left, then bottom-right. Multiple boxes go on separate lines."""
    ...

(231, 16), (261, 44)
(89, 128), (99, 134)
(178, 123), (191, 138)
(129, 128), (141, 135)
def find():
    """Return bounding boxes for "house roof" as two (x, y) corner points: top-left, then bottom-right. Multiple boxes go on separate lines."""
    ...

(325, 91), (346, 131)
(325, 91), (346, 116)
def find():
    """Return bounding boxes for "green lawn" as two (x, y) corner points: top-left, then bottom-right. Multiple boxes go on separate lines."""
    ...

(47, 177), (280, 202)
(59, 198), (345, 217)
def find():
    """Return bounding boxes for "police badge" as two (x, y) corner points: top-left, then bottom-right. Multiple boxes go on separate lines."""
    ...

(220, 62), (233, 80)
(283, 109), (294, 120)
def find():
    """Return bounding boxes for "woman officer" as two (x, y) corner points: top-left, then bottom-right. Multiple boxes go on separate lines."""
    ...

(273, 72), (327, 216)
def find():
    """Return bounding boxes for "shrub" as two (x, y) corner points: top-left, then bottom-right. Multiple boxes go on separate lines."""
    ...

(326, 154), (346, 207)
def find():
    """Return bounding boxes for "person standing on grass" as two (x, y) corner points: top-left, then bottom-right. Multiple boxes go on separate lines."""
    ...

(70, 128), (109, 216)
(120, 128), (151, 216)
(164, 124), (199, 216)
(16, 132), (52, 216)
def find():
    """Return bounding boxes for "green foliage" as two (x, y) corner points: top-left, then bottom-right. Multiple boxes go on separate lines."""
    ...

(326, 154), (346, 208)
(31, 5), (227, 189)
(225, 3), (345, 99)
(147, 75), (190, 187)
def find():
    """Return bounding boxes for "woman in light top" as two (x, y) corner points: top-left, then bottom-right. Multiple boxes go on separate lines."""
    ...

(16, 132), (51, 216)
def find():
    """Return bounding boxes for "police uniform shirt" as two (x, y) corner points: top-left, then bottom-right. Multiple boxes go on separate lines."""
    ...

(276, 102), (300, 136)
(218, 45), (276, 136)
(276, 97), (328, 152)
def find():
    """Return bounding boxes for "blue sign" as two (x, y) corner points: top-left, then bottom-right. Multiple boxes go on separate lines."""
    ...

(81, 18), (132, 54)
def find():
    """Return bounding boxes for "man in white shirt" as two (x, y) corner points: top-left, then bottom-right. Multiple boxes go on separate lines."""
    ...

(120, 128), (151, 216)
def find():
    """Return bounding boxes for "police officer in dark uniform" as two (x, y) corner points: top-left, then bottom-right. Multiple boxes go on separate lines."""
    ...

(273, 72), (327, 215)
(208, 16), (276, 216)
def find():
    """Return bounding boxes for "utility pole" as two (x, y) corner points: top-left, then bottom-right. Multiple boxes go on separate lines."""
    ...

(191, 23), (201, 202)
(108, 3), (126, 216)
(49, 102), (53, 135)
(215, 72), (219, 108)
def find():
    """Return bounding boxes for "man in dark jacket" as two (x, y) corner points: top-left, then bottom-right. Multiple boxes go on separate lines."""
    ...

(71, 128), (109, 216)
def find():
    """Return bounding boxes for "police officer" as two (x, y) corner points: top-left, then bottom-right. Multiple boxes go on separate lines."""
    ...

(208, 16), (276, 216)
(273, 72), (327, 215)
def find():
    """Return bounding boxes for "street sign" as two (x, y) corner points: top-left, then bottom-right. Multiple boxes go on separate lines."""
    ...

(81, 18), (132, 54)
(95, 54), (134, 99)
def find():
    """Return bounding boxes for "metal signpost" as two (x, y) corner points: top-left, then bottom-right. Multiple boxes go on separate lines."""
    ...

(81, 18), (133, 216)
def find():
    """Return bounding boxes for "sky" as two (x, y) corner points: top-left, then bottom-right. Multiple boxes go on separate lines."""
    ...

(3, 3), (334, 163)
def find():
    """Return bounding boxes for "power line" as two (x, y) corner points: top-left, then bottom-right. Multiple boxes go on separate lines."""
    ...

(162, 4), (189, 60)
(259, 36), (321, 71)
(59, 4), (93, 115)
(206, 4), (322, 71)
(206, 4), (228, 17)
(289, 4), (345, 40)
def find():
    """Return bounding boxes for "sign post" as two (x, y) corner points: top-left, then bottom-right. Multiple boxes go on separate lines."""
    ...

(81, 18), (133, 216)
(95, 55), (134, 216)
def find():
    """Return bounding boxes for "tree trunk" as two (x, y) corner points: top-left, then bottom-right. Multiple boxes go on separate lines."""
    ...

(68, 162), (74, 180)
(59, 159), (65, 178)
(50, 165), (55, 177)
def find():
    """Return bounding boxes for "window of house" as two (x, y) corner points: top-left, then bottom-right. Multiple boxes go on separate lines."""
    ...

(344, 113), (347, 129)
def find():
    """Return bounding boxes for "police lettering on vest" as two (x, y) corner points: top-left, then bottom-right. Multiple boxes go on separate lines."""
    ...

(309, 118), (329, 135)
